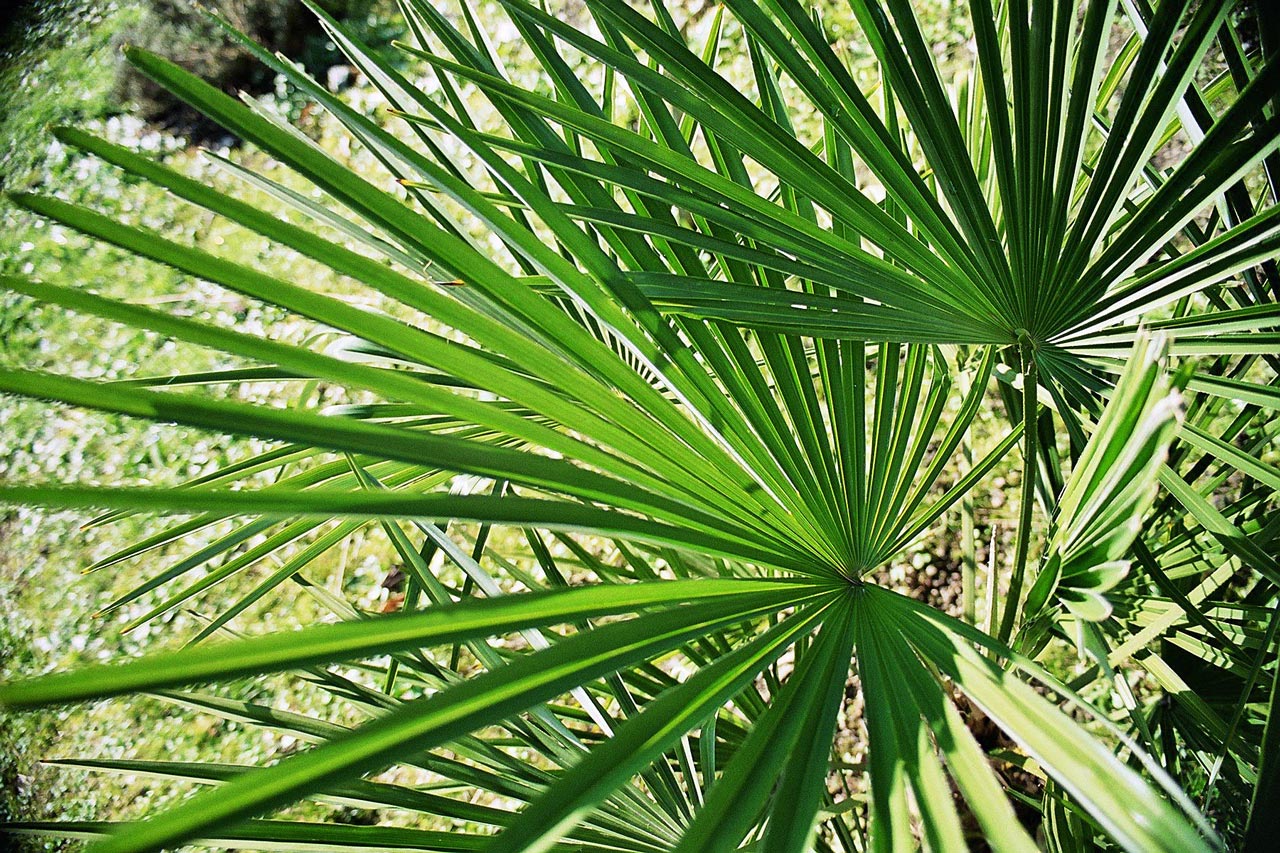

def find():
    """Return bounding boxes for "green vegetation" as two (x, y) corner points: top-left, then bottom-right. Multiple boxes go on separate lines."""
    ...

(1, 0), (1278, 851)
(1, 2), (403, 840)
(0, 0), (131, 190)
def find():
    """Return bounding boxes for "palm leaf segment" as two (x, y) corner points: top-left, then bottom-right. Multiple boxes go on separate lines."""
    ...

(0, 0), (1270, 850)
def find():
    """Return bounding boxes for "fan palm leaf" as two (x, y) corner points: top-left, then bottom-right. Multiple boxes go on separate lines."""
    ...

(2, 0), (1276, 850)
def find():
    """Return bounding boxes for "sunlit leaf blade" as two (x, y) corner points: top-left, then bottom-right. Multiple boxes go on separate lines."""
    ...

(0, 580), (819, 708)
(1025, 332), (1184, 624)
(871, 587), (1218, 853)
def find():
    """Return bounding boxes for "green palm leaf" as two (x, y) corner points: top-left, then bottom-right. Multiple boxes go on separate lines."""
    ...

(3, 0), (1275, 850)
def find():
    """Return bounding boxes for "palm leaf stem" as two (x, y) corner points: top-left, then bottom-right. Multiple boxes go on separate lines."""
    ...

(998, 338), (1039, 643)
